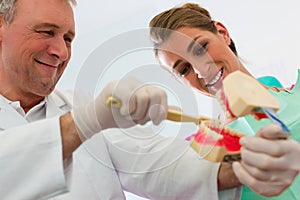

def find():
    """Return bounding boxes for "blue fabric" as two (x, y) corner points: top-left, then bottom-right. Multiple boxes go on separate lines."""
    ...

(257, 76), (283, 88)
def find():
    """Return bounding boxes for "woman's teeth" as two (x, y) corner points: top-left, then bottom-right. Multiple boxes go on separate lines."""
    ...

(206, 68), (223, 87)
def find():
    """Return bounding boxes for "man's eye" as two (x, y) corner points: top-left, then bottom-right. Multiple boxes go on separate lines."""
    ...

(38, 30), (54, 36)
(64, 37), (72, 43)
(193, 42), (208, 56)
(64, 36), (73, 46)
(176, 63), (192, 77)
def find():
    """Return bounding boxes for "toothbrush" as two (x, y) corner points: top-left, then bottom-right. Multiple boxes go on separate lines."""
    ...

(106, 96), (210, 125)
(106, 96), (244, 163)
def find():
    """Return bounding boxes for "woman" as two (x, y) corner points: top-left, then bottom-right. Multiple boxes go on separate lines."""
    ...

(149, 3), (300, 199)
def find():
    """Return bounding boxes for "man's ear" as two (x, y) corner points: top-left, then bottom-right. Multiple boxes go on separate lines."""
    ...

(214, 21), (231, 45)
(0, 14), (5, 42)
(0, 14), (8, 44)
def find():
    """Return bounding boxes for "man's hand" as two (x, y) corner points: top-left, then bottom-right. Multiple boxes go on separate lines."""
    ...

(232, 124), (300, 197)
(71, 77), (168, 139)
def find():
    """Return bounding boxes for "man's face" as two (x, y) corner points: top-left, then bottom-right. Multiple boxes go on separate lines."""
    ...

(0, 0), (75, 97)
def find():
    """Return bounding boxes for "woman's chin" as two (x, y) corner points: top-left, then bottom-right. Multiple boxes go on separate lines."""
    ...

(207, 81), (223, 95)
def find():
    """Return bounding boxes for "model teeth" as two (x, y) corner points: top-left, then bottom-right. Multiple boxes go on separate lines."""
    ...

(215, 89), (233, 119)
(200, 120), (223, 140)
(199, 119), (244, 140)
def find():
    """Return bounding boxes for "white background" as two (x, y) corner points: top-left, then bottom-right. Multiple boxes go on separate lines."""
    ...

(59, 1), (300, 199)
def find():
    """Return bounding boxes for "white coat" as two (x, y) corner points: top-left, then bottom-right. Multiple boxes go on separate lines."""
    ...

(0, 90), (221, 200)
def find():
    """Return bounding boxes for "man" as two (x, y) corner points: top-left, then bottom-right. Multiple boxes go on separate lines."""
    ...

(0, 0), (240, 199)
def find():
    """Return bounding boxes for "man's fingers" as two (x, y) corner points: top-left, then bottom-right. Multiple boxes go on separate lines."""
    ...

(149, 89), (168, 125)
(130, 91), (149, 120)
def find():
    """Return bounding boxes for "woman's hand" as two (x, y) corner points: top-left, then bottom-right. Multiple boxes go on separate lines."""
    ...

(232, 124), (300, 197)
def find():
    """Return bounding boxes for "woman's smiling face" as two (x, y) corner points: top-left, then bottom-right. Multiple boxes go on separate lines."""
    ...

(156, 24), (248, 96)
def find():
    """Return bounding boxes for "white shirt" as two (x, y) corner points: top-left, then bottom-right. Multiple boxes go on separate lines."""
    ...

(1, 95), (46, 122)
(0, 90), (221, 200)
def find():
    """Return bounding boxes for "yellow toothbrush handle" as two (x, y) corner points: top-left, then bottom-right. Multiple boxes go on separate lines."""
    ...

(106, 96), (209, 125)
(106, 96), (122, 108)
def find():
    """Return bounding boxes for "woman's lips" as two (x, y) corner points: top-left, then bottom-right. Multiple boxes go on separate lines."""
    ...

(206, 67), (224, 87)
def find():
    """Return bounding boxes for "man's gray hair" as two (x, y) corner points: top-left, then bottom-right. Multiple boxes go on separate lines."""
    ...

(0, 0), (77, 24)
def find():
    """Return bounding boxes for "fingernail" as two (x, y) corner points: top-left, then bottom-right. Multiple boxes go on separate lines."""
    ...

(232, 162), (239, 173)
(240, 137), (247, 146)
(232, 161), (237, 168)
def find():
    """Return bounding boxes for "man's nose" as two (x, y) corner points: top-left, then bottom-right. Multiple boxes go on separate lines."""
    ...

(46, 37), (69, 61)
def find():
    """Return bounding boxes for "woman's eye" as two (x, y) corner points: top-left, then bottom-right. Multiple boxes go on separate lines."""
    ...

(193, 42), (208, 56)
(176, 63), (192, 77)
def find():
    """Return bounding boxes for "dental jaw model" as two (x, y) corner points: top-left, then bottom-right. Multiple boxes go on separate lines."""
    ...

(216, 71), (280, 119)
(191, 71), (290, 163)
(166, 109), (244, 162)
(216, 70), (290, 135)
(190, 120), (244, 163)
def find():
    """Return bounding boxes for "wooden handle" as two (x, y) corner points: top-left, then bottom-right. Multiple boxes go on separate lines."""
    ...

(167, 109), (209, 125)
(106, 96), (122, 108)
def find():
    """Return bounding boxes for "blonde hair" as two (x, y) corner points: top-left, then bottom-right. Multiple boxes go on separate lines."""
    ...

(149, 3), (237, 55)
(0, 0), (77, 24)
